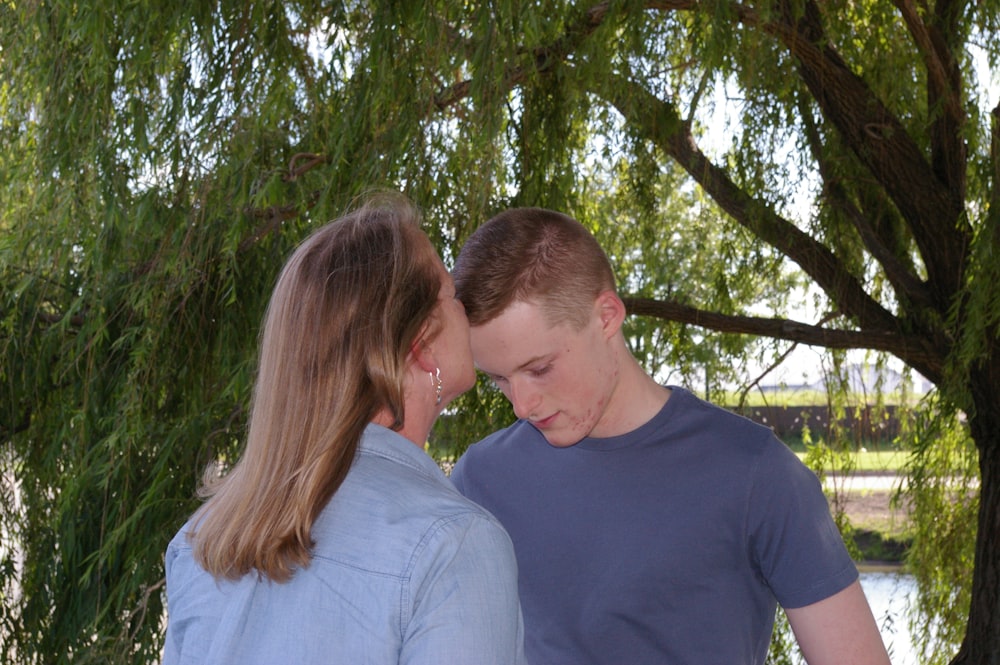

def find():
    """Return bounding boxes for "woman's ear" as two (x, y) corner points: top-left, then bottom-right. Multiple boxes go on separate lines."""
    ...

(409, 324), (438, 373)
(595, 290), (626, 339)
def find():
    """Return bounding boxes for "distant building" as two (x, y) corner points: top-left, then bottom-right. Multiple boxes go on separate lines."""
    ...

(758, 363), (930, 395)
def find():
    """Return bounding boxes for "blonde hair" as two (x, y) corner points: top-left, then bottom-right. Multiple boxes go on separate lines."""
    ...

(453, 207), (616, 329)
(189, 194), (440, 582)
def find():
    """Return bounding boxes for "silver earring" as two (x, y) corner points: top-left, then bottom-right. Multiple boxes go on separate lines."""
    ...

(430, 368), (442, 405)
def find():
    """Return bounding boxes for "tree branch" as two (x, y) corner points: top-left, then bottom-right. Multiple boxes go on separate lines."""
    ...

(893, 0), (968, 196)
(731, 0), (971, 307)
(623, 295), (943, 382)
(893, 0), (960, 121)
(284, 153), (328, 181)
(992, 102), (1000, 216)
(432, 1), (695, 112)
(36, 311), (86, 327)
(798, 96), (935, 310)
(594, 71), (899, 334)
(0, 406), (33, 440)
(237, 188), (321, 254)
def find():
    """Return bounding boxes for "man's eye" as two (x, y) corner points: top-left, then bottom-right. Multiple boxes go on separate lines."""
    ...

(529, 366), (551, 377)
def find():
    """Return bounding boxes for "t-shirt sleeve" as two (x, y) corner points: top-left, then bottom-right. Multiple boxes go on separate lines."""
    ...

(449, 453), (469, 495)
(746, 439), (859, 609)
(448, 441), (493, 503)
(400, 511), (527, 665)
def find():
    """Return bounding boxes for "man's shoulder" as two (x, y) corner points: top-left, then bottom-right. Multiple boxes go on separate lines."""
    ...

(669, 386), (775, 436)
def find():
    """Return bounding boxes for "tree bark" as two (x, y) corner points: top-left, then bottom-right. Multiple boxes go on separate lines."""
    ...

(621, 295), (944, 383)
(952, 369), (1000, 664)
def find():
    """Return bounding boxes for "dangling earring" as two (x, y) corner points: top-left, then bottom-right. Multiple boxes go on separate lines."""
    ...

(429, 367), (443, 405)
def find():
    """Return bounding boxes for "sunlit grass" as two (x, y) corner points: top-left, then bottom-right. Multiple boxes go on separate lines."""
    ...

(720, 389), (920, 407)
(796, 450), (908, 473)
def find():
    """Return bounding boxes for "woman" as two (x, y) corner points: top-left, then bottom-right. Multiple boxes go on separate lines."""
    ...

(163, 194), (526, 664)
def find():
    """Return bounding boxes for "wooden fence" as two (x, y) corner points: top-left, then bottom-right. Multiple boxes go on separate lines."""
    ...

(732, 404), (902, 448)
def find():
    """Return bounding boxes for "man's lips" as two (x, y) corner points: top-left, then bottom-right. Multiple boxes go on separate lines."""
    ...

(531, 413), (557, 429)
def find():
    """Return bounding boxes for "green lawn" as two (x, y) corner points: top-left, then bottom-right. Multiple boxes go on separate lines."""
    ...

(721, 390), (915, 474)
(794, 449), (908, 473)
(720, 389), (919, 407)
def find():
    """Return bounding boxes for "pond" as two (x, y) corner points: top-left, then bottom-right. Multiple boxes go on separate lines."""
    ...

(860, 570), (920, 665)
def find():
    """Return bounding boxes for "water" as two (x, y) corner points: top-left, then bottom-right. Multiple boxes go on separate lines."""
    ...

(861, 570), (920, 664)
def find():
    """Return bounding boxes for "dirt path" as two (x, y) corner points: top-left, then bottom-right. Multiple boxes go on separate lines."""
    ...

(824, 475), (912, 535)
(831, 485), (913, 562)
(839, 490), (908, 527)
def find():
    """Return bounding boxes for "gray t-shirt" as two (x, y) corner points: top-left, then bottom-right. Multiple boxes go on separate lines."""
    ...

(451, 386), (857, 665)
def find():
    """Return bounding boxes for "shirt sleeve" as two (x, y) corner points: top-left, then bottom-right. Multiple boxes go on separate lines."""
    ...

(161, 541), (181, 665)
(747, 439), (859, 609)
(400, 511), (527, 665)
(449, 454), (469, 495)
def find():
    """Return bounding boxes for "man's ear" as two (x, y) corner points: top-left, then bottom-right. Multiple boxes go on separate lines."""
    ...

(595, 290), (626, 339)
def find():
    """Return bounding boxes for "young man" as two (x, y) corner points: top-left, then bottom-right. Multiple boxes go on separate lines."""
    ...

(450, 207), (891, 665)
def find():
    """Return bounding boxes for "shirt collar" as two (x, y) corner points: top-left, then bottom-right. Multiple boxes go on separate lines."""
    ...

(360, 423), (450, 484)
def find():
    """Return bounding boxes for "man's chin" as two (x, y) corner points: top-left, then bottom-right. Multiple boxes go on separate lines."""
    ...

(534, 427), (584, 449)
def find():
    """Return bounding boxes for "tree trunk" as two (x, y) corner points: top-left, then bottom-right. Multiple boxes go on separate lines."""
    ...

(952, 369), (1000, 664)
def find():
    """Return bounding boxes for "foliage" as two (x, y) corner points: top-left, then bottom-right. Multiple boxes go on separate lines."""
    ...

(766, 610), (799, 665)
(2, 1), (1000, 663)
(590, 161), (800, 394)
(899, 396), (980, 664)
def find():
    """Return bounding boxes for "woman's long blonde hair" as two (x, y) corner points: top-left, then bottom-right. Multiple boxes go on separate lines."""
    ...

(189, 194), (441, 582)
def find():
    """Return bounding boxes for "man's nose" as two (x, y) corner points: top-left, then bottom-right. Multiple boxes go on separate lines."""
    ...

(509, 378), (540, 420)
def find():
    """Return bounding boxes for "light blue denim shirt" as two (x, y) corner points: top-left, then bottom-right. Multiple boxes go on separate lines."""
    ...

(163, 424), (526, 665)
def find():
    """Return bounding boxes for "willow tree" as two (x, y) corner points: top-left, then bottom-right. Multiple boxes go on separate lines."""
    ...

(2, 1), (998, 663)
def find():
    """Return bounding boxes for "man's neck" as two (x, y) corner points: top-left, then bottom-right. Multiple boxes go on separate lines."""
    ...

(591, 357), (671, 438)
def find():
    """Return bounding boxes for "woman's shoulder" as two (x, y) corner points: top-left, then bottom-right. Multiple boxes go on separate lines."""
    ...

(310, 450), (501, 563)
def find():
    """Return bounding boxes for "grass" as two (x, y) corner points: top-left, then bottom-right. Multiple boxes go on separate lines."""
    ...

(721, 390), (916, 474)
(795, 449), (909, 473)
(779, 430), (909, 473)
(720, 389), (922, 407)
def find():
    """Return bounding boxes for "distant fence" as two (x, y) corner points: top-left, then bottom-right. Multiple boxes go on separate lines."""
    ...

(732, 404), (902, 448)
